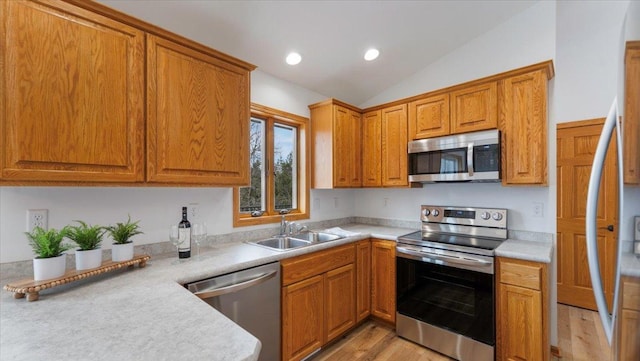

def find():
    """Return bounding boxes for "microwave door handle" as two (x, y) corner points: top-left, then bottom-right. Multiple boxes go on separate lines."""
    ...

(467, 142), (474, 176)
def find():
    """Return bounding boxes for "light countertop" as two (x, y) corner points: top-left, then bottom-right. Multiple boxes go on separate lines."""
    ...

(0, 223), (547, 361)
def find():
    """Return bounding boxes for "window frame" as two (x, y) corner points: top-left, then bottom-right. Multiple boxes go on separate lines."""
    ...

(233, 103), (310, 227)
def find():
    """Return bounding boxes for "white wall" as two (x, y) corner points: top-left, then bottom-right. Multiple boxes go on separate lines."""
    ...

(359, 1), (556, 109)
(0, 71), (344, 264)
(554, 0), (630, 124)
(355, 185), (551, 232)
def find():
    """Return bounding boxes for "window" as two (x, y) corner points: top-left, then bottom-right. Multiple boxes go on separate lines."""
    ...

(233, 104), (309, 227)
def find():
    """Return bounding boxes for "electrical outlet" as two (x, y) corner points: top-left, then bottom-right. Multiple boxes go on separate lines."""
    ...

(384, 198), (389, 207)
(27, 209), (48, 232)
(532, 202), (543, 218)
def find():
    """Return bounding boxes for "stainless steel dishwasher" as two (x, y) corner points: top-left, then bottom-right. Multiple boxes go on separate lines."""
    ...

(186, 262), (280, 361)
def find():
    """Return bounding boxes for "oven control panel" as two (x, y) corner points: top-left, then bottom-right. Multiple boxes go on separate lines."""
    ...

(421, 205), (507, 229)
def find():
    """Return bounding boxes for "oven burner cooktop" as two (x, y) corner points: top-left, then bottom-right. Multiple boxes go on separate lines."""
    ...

(398, 230), (503, 257)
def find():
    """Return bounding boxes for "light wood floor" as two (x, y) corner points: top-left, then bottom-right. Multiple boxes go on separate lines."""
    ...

(312, 304), (610, 361)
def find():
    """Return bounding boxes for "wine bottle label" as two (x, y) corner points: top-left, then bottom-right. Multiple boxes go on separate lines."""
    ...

(178, 228), (191, 258)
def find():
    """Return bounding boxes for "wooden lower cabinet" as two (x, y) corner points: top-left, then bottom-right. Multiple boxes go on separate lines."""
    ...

(282, 275), (324, 361)
(496, 257), (549, 361)
(325, 264), (356, 341)
(371, 239), (396, 325)
(356, 240), (372, 322)
(281, 244), (356, 361)
(616, 275), (640, 360)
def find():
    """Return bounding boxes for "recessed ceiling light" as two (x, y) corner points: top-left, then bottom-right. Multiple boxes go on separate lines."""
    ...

(364, 48), (380, 61)
(286, 52), (302, 65)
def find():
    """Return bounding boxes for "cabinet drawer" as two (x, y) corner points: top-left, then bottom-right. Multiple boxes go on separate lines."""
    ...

(622, 277), (640, 311)
(498, 258), (542, 291)
(282, 244), (355, 286)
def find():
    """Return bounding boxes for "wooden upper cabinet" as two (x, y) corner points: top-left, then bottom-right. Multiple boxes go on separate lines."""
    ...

(310, 100), (361, 188)
(146, 34), (250, 185)
(381, 105), (408, 187)
(408, 94), (450, 139)
(362, 110), (382, 187)
(1, 0), (145, 182)
(624, 42), (640, 185)
(500, 70), (548, 185)
(334, 106), (362, 187)
(450, 81), (498, 134)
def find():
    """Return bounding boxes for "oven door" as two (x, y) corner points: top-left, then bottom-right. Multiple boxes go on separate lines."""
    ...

(396, 247), (495, 346)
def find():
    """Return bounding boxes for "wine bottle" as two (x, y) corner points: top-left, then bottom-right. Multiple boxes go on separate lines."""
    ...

(178, 206), (191, 258)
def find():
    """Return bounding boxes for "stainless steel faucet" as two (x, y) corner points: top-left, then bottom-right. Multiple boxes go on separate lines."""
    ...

(280, 215), (288, 236)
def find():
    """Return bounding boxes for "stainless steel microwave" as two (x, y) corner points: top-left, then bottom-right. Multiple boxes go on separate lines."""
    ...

(408, 129), (501, 183)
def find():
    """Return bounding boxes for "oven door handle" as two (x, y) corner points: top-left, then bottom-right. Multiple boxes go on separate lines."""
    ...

(396, 246), (492, 271)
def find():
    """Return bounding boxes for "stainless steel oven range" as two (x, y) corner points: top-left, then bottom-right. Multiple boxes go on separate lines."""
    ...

(396, 205), (507, 361)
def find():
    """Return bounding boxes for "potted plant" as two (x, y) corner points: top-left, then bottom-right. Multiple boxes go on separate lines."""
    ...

(106, 215), (143, 262)
(67, 220), (105, 270)
(25, 226), (73, 281)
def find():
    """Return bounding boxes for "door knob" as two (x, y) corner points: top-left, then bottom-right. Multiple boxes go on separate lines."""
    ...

(599, 225), (614, 232)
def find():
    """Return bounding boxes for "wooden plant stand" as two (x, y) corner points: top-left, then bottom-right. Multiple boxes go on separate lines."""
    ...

(3, 254), (150, 302)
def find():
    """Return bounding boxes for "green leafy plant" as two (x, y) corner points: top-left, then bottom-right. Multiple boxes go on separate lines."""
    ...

(106, 215), (143, 244)
(67, 220), (105, 251)
(25, 226), (73, 259)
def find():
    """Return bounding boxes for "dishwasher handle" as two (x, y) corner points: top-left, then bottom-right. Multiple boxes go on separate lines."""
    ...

(193, 270), (278, 300)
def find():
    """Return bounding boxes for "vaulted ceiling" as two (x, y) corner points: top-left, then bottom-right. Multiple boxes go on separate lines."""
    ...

(98, 0), (538, 106)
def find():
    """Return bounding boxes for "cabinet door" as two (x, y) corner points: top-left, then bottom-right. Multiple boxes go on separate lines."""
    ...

(450, 82), (497, 134)
(618, 276), (640, 360)
(497, 257), (548, 361)
(147, 34), (250, 185)
(408, 94), (450, 139)
(282, 275), (324, 361)
(624, 43), (640, 184)
(325, 264), (356, 342)
(497, 284), (543, 361)
(1, 0), (144, 182)
(381, 104), (408, 187)
(333, 106), (362, 187)
(371, 239), (396, 324)
(500, 70), (547, 185)
(356, 240), (372, 322)
(362, 110), (382, 187)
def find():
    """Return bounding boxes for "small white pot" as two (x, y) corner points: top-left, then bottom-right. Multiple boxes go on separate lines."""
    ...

(33, 254), (66, 281)
(75, 248), (103, 270)
(111, 242), (134, 262)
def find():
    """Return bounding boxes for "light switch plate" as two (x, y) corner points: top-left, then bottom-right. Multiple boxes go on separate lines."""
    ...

(635, 216), (640, 241)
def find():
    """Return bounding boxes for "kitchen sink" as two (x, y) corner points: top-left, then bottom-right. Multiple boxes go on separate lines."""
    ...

(289, 231), (342, 243)
(247, 231), (343, 251)
(249, 237), (311, 251)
